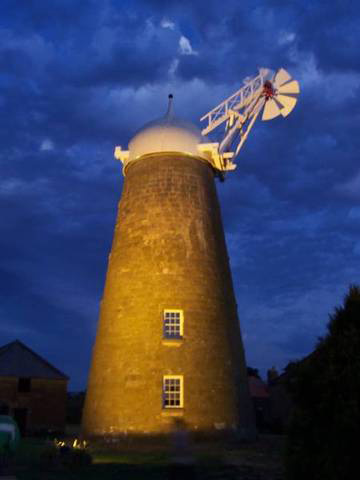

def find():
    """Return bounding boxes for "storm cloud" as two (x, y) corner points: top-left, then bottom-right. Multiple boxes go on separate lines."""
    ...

(0, 0), (359, 388)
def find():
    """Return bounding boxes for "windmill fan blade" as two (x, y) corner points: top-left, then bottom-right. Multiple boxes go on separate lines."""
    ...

(278, 80), (300, 95)
(273, 68), (292, 88)
(276, 94), (297, 117)
(262, 99), (282, 121)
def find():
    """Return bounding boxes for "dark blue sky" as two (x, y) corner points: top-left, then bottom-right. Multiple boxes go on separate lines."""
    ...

(0, 0), (359, 390)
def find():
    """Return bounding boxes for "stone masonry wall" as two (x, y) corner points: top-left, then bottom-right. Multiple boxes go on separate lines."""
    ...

(82, 154), (255, 438)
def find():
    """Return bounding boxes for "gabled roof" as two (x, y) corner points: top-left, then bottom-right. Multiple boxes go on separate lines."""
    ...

(0, 340), (68, 380)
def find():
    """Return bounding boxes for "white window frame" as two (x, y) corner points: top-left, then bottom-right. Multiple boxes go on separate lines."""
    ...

(163, 309), (184, 339)
(163, 375), (184, 409)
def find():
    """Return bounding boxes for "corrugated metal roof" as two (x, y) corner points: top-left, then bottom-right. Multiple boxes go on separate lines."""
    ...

(0, 340), (68, 380)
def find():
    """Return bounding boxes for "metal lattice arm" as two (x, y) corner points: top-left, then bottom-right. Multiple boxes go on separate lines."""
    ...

(200, 69), (270, 136)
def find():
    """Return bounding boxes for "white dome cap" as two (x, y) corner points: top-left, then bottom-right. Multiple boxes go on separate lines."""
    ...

(114, 95), (232, 175)
(128, 95), (207, 161)
(129, 117), (203, 161)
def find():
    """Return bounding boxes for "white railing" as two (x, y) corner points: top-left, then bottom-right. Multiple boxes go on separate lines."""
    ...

(200, 72), (266, 135)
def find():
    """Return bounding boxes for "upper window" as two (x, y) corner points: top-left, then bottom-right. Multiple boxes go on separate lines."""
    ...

(163, 310), (184, 339)
(163, 375), (183, 408)
(18, 377), (31, 393)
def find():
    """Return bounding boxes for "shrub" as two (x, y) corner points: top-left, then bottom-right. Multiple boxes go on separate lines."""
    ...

(285, 285), (360, 480)
(61, 448), (92, 467)
(39, 441), (92, 469)
(39, 444), (58, 467)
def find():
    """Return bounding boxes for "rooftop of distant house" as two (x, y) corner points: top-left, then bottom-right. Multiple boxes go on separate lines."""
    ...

(0, 339), (68, 380)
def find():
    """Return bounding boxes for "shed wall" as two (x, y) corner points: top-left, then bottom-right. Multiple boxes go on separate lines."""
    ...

(0, 376), (67, 433)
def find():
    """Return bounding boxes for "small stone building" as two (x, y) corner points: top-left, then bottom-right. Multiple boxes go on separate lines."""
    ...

(0, 340), (68, 435)
(248, 375), (271, 431)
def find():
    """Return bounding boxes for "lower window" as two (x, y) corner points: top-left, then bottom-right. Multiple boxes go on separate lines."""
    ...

(163, 375), (183, 408)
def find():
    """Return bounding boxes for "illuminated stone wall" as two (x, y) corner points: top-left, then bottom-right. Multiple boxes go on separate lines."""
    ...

(82, 154), (255, 438)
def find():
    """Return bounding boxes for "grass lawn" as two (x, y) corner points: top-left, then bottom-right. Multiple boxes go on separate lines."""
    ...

(8, 434), (285, 479)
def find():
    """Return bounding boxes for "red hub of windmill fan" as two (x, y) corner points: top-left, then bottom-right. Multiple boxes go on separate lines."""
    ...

(263, 80), (275, 99)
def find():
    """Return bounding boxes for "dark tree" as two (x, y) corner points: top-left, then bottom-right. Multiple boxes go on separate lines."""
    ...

(285, 285), (360, 480)
(247, 366), (260, 378)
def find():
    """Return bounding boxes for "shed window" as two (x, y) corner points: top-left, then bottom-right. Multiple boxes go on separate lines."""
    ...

(18, 377), (31, 393)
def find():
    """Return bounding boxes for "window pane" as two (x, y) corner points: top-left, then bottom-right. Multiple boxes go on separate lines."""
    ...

(164, 310), (182, 339)
(163, 376), (183, 409)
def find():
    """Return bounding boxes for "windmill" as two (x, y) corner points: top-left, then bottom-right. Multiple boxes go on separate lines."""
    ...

(83, 67), (299, 441)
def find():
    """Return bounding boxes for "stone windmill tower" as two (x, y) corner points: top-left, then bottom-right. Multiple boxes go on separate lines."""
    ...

(82, 70), (299, 439)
